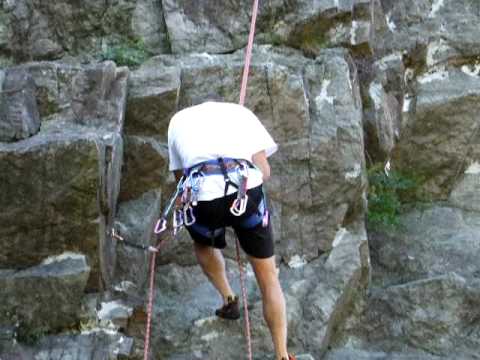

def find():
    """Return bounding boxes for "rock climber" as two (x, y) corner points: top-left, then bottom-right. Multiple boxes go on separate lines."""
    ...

(167, 99), (295, 360)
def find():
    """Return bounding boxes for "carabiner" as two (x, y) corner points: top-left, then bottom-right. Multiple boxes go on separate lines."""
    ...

(230, 194), (249, 216)
(183, 205), (196, 226)
(154, 218), (167, 234)
(173, 209), (184, 236)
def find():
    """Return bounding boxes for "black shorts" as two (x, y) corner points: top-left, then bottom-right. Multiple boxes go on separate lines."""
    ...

(184, 185), (274, 259)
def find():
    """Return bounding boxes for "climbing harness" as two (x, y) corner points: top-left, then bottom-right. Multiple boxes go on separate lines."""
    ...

(186, 157), (253, 217)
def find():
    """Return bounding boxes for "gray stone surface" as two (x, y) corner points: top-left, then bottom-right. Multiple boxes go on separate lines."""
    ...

(0, 253), (90, 336)
(119, 136), (169, 201)
(362, 53), (405, 162)
(0, 0), (169, 63)
(0, 124), (122, 290)
(392, 66), (480, 200)
(338, 204), (480, 359)
(0, 67), (40, 142)
(449, 167), (480, 212)
(125, 60), (180, 140)
(162, 0), (372, 55)
(0, 331), (133, 360)
(114, 190), (162, 289)
(17, 61), (129, 130)
(362, 273), (480, 357)
(369, 205), (480, 287)
(374, 0), (480, 58)
(2, 1), (480, 359)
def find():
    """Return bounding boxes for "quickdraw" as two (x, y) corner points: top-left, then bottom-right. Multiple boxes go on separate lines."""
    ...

(230, 162), (249, 216)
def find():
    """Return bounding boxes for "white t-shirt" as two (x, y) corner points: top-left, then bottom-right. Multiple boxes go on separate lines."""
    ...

(168, 101), (278, 201)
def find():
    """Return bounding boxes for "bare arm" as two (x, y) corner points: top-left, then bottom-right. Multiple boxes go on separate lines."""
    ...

(252, 150), (271, 182)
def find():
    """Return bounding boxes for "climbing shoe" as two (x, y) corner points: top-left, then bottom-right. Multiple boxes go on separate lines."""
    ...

(281, 355), (296, 360)
(215, 295), (240, 320)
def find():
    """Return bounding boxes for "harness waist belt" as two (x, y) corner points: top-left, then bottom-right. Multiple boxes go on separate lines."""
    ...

(185, 157), (254, 176)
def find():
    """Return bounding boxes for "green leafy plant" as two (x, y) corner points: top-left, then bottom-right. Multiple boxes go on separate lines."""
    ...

(100, 39), (151, 68)
(367, 163), (418, 231)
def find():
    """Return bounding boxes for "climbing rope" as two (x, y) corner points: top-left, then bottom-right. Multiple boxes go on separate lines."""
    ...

(236, 1), (260, 359)
(142, 0), (261, 358)
(239, 0), (260, 107)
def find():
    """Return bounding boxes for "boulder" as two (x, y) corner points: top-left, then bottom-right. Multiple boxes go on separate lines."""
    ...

(0, 124), (123, 290)
(392, 66), (480, 200)
(16, 61), (129, 130)
(0, 253), (90, 336)
(0, 67), (40, 142)
(125, 59), (180, 140)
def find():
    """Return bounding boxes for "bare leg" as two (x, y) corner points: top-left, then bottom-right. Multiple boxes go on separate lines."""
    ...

(194, 243), (235, 304)
(248, 255), (289, 360)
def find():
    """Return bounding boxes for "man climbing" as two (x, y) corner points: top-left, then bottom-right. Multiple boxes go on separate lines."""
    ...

(168, 100), (295, 360)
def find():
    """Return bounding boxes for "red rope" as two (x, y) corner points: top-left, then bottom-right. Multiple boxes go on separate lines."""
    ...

(143, 238), (169, 360)
(235, 238), (253, 360)
(237, 1), (260, 359)
(143, 251), (157, 360)
(239, 0), (260, 106)
(143, 0), (260, 358)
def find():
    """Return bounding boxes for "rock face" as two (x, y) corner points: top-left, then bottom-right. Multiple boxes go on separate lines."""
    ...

(1, 0), (480, 359)
(0, 124), (123, 290)
(0, 63), (128, 341)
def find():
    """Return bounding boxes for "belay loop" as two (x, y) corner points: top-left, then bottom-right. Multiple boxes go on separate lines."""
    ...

(230, 162), (249, 216)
